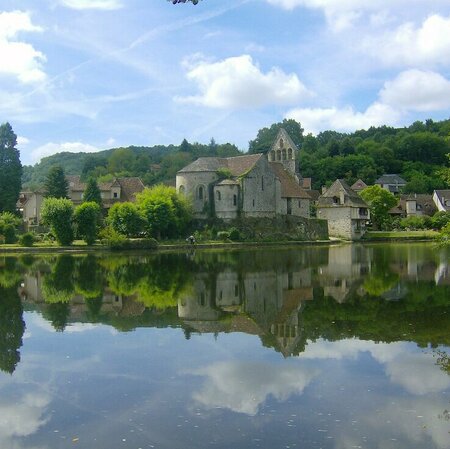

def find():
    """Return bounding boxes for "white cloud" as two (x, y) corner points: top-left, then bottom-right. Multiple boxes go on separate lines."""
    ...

(30, 141), (102, 164)
(364, 14), (450, 67)
(176, 55), (312, 109)
(0, 11), (45, 83)
(380, 69), (450, 111)
(17, 136), (30, 145)
(190, 361), (319, 415)
(60, 0), (123, 10)
(286, 102), (400, 134)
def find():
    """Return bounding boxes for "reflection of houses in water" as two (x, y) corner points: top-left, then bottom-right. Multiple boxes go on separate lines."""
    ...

(178, 268), (313, 357)
(317, 245), (372, 303)
(17, 274), (144, 318)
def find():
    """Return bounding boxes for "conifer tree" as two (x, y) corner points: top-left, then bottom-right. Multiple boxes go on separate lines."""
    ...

(44, 165), (69, 198)
(83, 177), (102, 206)
(0, 123), (22, 213)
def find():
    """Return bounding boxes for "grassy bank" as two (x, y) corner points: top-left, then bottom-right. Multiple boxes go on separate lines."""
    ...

(363, 230), (439, 241)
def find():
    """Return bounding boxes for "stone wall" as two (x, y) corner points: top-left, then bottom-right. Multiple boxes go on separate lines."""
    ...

(214, 183), (239, 220)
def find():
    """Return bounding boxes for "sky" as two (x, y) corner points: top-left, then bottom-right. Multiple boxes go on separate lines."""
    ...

(1, 0), (450, 166)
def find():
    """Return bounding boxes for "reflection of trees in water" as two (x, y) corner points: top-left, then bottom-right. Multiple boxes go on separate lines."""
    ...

(0, 284), (25, 374)
(41, 255), (75, 304)
(75, 255), (103, 299)
(42, 302), (70, 332)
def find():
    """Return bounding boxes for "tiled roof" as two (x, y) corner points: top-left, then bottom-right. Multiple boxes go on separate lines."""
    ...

(318, 179), (368, 207)
(117, 177), (145, 201)
(351, 179), (368, 191)
(375, 174), (407, 185)
(434, 190), (450, 211)
(269, 163), (311, 199)
(66, 175), (85, 191)
(389, 194), (437, 216)
(177, 154), (263, 177)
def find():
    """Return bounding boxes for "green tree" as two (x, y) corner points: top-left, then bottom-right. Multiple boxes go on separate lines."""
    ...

(179, 138), (192, 153)
(136, 185), (192, 239)
(249, 119), (304, 154)
(83, 177), (102, 206)
(73, 202), (101, 245)
(108, 148), (135, 174)
(44, 165), (69, 198)
(41, 197), (74, 245)
(0, 122), (22, 213)
(107, 202), (145, 237)
(0, 212), (20, 244)
(360, 185), (398, 230)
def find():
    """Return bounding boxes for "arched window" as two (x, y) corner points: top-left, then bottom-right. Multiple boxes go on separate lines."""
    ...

(282, 148), (287, 160)
(179, 185), (185, 194)
(288, 148), (293, 160)
(277, 150), (281, 161)
(279, 138), (284, 148)
(233, 194), (237, 206)
(198, 186), (204, 200)
(216, 190), (221, 201)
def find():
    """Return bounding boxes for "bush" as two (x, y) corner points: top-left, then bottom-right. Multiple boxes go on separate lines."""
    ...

(19, 232), (35, 247)
(41, 198), (74, 245)
(107, 202), (145, 237)
(228, 227), (240, 241)
(399, 215), (431, 230)
(217, 231), (230, 241)
(98, 226), (127, 248)
(431, 211), (450, 230)
(0, 235), (4, 245)
(0, 212), (20, 243)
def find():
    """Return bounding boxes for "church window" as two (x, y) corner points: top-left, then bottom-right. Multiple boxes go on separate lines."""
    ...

(298, 200), (301, 207)
(216, 190), (221, 201)
(288, 148), (293, 160)
(198, 186), (204, 200)
(233, 194), (237, 206)
(279, 138), (284, 148)
(282, 148), (287, 160)
(179, 185), (185, 194)
(252, 199), (255, 207)
(261, 176), (264, 191)
(277, 150), (281, 161)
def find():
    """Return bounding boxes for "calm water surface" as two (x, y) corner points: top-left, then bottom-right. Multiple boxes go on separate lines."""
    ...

(0, 243), (449, 449)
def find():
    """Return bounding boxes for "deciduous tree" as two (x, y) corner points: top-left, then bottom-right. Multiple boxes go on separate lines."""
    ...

(360, 185), (398, 230)
(41, 197), (74, 245)
(74, 202), (101, 245)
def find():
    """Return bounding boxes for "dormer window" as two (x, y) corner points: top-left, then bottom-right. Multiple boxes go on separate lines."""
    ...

(113, 192), (118, 198)
(333, 196), (340, 205)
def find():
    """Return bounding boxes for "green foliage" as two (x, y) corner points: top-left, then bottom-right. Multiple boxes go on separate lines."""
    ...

(83, 177), (102, 205)
(216, 168), (233, 180)
(360, 185), (398, 230)
(136, 185), (192, 239)
(108, 148), (135, 174)
(99, 225), (128, 248)
(228, 227), (240, 241)
(431, 211), (450, 230)
(41, 255), (75, 304)
(44, 165), (69, 198)
(217, 231), (230, 241)
(399, 215), (432, 230)
(249, 119), (304, 154)
(0, 123), (22, 213)
(41, 197), (74, 245)
(107, 202), (145, 237)
(0, 212), (20, 244)
(19, 232), (35, 247)
(439, 222), (450, 244)
(73, 202), (101, 245)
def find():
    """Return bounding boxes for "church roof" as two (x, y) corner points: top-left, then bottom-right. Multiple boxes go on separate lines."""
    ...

(318, 179), (368, 207)
(178, 154), (263, 177)
(269, 163), (311, 199)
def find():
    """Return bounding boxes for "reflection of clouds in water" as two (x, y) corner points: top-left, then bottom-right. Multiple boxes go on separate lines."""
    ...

(336, 396), (450, 449)
(190, 361), (319, 415)
(302, 339), (450, 395)
(0, 391), (50, 449)
(30, 314), (100, 333)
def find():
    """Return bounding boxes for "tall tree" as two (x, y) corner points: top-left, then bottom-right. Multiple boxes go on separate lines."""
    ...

(83, 177), (102, 206)
(0, 122), (22, 213)
(360, 185), (398, 230)
(44, 165), (69, 198)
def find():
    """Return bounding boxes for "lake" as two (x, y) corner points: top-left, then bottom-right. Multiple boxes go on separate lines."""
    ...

(0, 243), (449, 449)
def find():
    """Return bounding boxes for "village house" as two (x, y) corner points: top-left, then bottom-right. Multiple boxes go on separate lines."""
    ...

(317, 179), (370, 240)
(433, 189), (450, 212)
(176, 129), (311, 220)
(388, 194), (437, 218)
(18, 176), (145, 229)
(375, 174), (407, 194)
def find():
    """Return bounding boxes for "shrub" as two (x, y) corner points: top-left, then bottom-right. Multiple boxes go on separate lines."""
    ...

(0, 235), (4, 245)
(228, 227), (240, 241)
(107, 202), (145, 237)
(19, 232), (35, 247)
(41, 198), (74, 245)
(399, 215), (431, 230)
(217, 231), (230, 241)
(99, 226), (127, 248)
(431, 211), (450, 230)
(0, 212), (20, 243)
(73, 202), (101, 245)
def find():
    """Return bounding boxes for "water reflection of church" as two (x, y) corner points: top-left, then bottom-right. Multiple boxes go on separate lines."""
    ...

(14, 244), (450, 357)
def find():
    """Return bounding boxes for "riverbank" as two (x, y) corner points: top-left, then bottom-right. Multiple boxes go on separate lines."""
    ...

(363, 230), (439, 241)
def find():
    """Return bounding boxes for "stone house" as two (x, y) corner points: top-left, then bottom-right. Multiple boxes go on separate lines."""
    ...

(17, 189), (45, 228)
(317, 179), (370, 240)
(176, 129), (311, 220)
(389, 194), (437, 218)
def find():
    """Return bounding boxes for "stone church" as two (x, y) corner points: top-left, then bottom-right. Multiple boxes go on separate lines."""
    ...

(176, 129), (311, 220)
